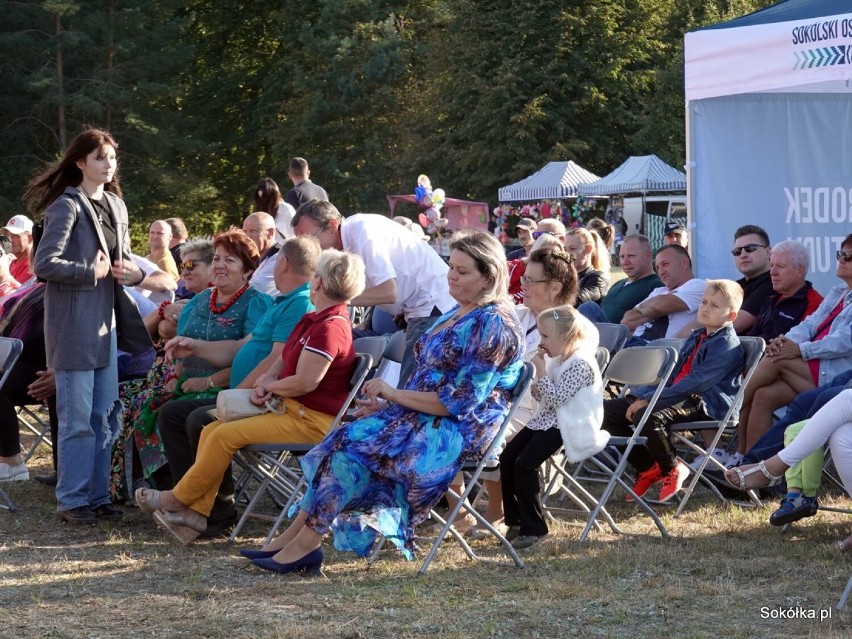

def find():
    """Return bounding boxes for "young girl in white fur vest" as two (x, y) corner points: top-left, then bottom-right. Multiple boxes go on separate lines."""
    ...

(499, 304), (605, 550)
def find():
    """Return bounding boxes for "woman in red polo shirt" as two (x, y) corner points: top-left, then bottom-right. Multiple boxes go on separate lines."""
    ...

(135, 249), (365, 542)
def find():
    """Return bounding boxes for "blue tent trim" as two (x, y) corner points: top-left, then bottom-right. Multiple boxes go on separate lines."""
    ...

(576, 155), (685, 196)
(697, 0), (850, 31)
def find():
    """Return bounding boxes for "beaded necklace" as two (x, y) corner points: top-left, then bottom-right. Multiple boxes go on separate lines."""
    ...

(209, 282), (250, 314)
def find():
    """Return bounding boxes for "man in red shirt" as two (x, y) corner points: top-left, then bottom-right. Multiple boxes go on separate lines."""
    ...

(1, 215), (34, 283)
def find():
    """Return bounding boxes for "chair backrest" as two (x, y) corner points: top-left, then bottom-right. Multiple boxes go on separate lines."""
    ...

(594, 322), (629, 354)
(352, 335), (390, 369)
(603, 345), (678, 388)
(371, 330), (406, 387)
(0, 337), (23, 391)
(646, 337), (686, 353)
(328, 353), (373, 427)
(595, 346), (610, 374)
(738, 336), (765, 378)
(381, 330), (407, 364)
(507, 361), (535, 406)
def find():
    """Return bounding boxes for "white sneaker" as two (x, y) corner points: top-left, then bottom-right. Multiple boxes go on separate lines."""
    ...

(688, 448), (728, 472)
(0, 462), (29, 482)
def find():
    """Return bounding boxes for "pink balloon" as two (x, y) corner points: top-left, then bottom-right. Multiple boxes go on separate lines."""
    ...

(418, 213), (429, 228)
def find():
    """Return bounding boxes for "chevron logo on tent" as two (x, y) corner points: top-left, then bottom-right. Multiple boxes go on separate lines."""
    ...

(793, 46), (845, 70)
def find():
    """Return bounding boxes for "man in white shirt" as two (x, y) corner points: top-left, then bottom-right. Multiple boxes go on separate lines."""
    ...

(292, 200), (455, 385)
(243, 211), (280, 296)
(131, 254), (177, 305)
(622, 244), (705, 346)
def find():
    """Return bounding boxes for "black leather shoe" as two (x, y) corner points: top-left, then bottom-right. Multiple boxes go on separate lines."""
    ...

(199, 513), (237, 539)
(35, 473), (58, 487)
(57, 506), (99, 525)
(92, 504), (124, 521)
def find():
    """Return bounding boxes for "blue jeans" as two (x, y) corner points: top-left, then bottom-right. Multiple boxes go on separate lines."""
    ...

(577, 300), (610, 324)
(54, 331), (121, 511)
(398, 309), (442, 388)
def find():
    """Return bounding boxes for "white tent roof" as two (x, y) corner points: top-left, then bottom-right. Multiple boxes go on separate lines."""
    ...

(498, 161), (599, 202)
(577, 155), (685, 196)
(685, 0), (852, 101)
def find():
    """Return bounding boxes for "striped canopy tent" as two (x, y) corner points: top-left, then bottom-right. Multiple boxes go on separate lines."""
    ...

(577, 154), (686, 196)
(497, 161), (599, 202)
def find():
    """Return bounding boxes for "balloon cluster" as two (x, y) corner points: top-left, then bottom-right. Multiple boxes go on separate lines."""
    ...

(414, 174), (448, 235)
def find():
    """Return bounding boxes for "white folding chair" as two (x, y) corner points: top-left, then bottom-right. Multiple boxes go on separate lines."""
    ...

(593, 322), (629, 354)
(416, 362), (535, 575)
(576, 345), (679, 543)
(0, 337), (25, 512)
(228, 352), (374, 543)
(670, 336), (766, 515)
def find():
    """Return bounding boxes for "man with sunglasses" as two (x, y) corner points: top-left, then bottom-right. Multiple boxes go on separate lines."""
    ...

(730, 225), (773, 334)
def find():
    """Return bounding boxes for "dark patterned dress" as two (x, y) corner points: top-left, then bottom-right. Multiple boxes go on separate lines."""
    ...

(295, 302), (524, 559)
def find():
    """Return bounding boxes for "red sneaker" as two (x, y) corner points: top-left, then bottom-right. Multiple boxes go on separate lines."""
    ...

(626, 462), (663, 502)
(658, 461), (691, 503)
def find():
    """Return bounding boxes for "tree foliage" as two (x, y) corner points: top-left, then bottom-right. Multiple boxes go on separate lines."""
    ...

(0, 0), (773, 246)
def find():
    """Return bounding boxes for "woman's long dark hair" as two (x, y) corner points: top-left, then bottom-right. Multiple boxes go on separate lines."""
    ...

(22, 128), (122, 215)
(253, 177), (282, 215)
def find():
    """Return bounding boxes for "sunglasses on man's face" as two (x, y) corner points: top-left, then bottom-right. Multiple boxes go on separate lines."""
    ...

(837, 250), (852, 263)
(731, 243), (767, 257)
(179, 259), (209, 272)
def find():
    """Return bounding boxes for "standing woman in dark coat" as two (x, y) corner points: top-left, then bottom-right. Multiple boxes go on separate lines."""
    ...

(24, 128), (147, 525)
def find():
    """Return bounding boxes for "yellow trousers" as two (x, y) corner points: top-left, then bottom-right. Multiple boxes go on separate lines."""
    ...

(171, 397), (334, 516)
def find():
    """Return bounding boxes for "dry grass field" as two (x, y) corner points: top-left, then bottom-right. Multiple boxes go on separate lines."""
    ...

(2, 427), (851, 639)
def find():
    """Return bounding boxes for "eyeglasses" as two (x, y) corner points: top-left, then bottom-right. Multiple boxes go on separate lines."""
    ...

(520, 275), (552, 285)
(532, 230), (555, 240)
(178, 259), (209, 272)
(311, 225), (326, 238)
(731, 243), (767, 257)
(837, 250), (852, 263)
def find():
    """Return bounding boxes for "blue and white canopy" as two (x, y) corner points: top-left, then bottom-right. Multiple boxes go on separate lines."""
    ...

(498, 161), (599, 202)
(577, 155), (686, 196)
(685, 0), (852, 295)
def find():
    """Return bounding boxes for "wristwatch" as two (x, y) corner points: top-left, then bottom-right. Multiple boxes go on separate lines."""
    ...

(207, 376), (214, 390)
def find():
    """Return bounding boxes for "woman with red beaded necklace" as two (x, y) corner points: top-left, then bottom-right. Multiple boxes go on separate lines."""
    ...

(165, 228), (272, 394)
(126, 229), (272, 488)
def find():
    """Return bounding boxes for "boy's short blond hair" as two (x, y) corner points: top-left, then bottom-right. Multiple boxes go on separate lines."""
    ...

(704, 279), (743, 314)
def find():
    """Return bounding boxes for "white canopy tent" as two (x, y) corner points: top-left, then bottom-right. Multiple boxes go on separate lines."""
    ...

(685, 0), (852, 293)
(498, 161), (599, 202)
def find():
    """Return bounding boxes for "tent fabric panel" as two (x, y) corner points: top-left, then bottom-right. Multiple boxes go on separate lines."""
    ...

(689, 92), (852, 295)
(685, 8), (852, 101)
(576, 155), (686, 196)
(697, 0), (851, 31)
(498, 161), (599, 201)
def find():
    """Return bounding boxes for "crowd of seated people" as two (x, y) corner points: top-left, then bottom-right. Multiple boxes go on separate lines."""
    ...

(4, 135), (852, 572)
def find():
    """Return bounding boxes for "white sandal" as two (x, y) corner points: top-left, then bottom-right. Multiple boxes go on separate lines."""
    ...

(727, 460), (784, 490)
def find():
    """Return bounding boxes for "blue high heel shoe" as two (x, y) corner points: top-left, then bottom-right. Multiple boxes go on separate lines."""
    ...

(252, 548), (323, 575)
(239, 548), (279, 560)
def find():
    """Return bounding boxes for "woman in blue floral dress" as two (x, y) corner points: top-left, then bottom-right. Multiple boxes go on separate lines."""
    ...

(242, 231), (525, 575)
